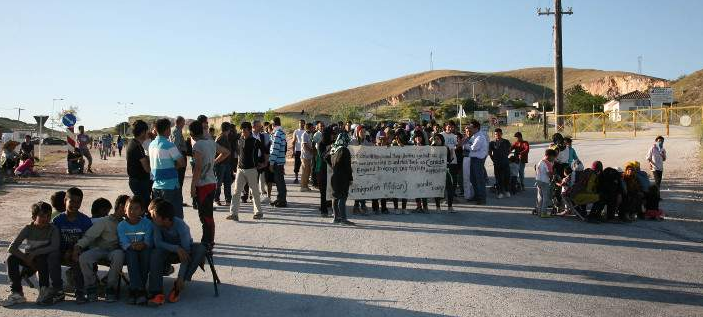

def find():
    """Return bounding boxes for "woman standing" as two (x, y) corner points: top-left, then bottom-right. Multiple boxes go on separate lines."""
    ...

(116, 135), (124, 157)
(460, 126), (474, 203)
(329, 132), (355, 225)
(412, 133), (429, 212)
(392, 130), (408, 214)
(351, 125), (372, 215)
(316, 127), (333, 217)
(432, 134), (454, 212)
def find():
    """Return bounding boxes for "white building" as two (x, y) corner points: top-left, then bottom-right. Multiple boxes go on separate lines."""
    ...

(603, 90), (651, 122)
(506, 109), (527, 125)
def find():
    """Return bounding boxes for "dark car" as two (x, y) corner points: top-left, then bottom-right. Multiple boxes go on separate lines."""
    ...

(42, 137), (68, 145)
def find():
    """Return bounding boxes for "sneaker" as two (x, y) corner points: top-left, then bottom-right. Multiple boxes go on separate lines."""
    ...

(52, 289), (65, 304)
(36, 286), (52, 305)
(2, 292), (26, 307)
(105, 288), (117, 303)
(270, 199), (278, 206)
(340, 220), (356, 226)
(167, 288), (180, 303)
(165, 265), (175, 276)
(253, 213), (263, 220)
(274, 201), (287, 208)
(505, 192), (511, 198)
(226, 214), (239, 221)
(216, 200), (225, 206)
(497, 193), (504, 199)
(148, 294), (166, 307)
(86, 287), (98, 302)
(261, 196), (270, 204)
(540, 212), (552, 218)
(449, 207), (456, 213)
(75, 291), (88, 305)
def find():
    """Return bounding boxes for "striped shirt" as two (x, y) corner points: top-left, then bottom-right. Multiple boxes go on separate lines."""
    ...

(269, 126), (287, 165)
(149, 136), (183, 190)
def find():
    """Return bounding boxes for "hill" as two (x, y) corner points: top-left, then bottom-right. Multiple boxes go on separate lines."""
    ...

(672, 68), (703, 106)
(0, 117), (63, 135)
(276, 67), (669, 114)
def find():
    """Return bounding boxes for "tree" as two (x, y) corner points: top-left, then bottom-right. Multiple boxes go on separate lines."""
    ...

(399, 101), (421, 122)
(263, 109), (276, 122)
(230, 112), (245, 126)
(564, 85), (608, 113)
(114, 122), (130, 136)
(244, 112), (256, 123)
(331, 105), (363, 123)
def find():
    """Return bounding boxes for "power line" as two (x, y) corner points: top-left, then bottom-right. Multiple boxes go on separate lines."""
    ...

(538, 0), (573, 132)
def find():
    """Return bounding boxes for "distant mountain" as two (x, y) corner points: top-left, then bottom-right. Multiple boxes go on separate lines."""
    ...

(672, 68), (703, 106)
(0, 117), (62, 135)
(276, 67), (670, 114)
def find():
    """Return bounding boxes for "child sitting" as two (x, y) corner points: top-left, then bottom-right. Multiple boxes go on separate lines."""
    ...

(509, 155), (520, 194)
(52, 187), (92, 303)
(644, 185), (665, 220)
(50, 191), (66, 220)
(148, 198), (206, 306)
(3, 202), (63, 307)
(14, 153), (37, 177)
(90, 198), (112, 222)
(557, 166), (576, 216)
(117, 196), (153, 305)
(535, 149), (557, 218)
(67, 149), (84, 174)
(74, 196), (125, 303)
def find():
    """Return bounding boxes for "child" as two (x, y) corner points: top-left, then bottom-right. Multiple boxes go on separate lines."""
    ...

(557, 166), (576, 216)
(148, 198), (206, 306)
(74, 195), (125, 303)
(509, 155), (520, 195)
(52, 187), (92, 303)
(117, 195), (153, 305)
(90, 197), (112, 221)
(67, 149), (85, 174)
(14, 153), (37, 177)
(413, 133), (429, 213)
(431, 134), (454, 213)
(644, 185), (665, 220)
(50, 191), (66, 220)
(3, 202), (63, 307)
(535, 149), (557, 218)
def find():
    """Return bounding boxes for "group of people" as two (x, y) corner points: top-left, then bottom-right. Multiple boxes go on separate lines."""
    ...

(1, 134), (39, 178)
(3, 187), (206, 307)
(534, 134), (667, 223)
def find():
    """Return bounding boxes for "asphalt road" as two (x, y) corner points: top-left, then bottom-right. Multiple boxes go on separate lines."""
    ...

(0, 136), (701, 317)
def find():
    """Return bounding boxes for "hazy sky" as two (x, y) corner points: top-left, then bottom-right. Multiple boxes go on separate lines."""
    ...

(1, 0), (701, 129)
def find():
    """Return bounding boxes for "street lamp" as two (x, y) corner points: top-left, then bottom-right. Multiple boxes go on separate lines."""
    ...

(117, 102), (133, 136)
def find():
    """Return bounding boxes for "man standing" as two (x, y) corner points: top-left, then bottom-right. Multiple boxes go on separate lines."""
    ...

(467, 120), (488, 205)
(646, 136), (667, 188)
(440, 122), (459, 199)
(76, 126), (94, 173)
(101, 134), (112, 160)
(214, 123), (233, 206)
(127, 120), (152, 208)
(227, 122), (267, 221)
(189, 120), (229, 248)
(170, 116), (188, 203)
(269, 117), (288, 207)
(511, 132), (530, 191)
(149, 118), (186, 218)
(291, 119), (306, 184)
(299, 122), (314, 192)
(489, 128), (512, 199)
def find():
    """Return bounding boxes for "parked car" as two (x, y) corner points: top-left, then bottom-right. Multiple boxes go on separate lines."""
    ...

(31, 137), (41, 145)
(42, 137), (67, 145)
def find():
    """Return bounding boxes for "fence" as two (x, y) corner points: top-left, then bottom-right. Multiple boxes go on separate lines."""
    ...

(553, 105), (703, 139)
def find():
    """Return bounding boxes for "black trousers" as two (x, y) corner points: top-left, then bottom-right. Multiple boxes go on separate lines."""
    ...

(197, 187), (216, 247)
(653, 170), (663, 188)
(493, 161), (510, 194)
(294, 151), (302, 175)
(319, 167), (329, 214)
(7, 253), (62, 294)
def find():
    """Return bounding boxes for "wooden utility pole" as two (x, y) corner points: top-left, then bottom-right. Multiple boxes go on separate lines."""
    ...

(13, 107), (26, 121)
(538, 0), (573, 132)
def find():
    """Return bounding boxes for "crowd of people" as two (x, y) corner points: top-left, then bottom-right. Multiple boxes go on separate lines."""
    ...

(2, 114), (670, 308)
(1, 135), (39, 178)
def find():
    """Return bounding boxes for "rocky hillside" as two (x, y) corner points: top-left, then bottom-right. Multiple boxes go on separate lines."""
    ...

(672, 68), (703, 106)
(277, 67), (670, 114)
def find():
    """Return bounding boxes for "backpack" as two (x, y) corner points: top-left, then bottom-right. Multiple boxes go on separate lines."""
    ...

(570, 168), (599, 205)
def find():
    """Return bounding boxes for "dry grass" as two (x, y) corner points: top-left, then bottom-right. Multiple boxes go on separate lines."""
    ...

(495, 67), (665, 90)
(673, 68), (703, 106)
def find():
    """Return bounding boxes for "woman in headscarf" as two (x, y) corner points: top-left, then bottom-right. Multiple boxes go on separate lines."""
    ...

(351, 125), (373, 215)
(432, 133), (454, 212)
(412, 132), (429, 213)
(316, 126), (334, 217)
(392, 129), (408, 214)
(328, 132), (355, 225)
(621, 161), (644, 221)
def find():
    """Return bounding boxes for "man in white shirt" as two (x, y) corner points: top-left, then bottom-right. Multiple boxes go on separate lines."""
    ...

(291, 119), (306, 184)
(646, 136), (667, 188)
(299, 123), (314, 191)
(467, 120), (488, 205)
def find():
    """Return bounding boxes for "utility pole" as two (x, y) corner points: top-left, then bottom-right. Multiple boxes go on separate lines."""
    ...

(538, 0), (573, 132)
(13, 107), (26, 121)
(637, 55), (643, 74)
(430, 51), (434, 71)
(52, 98), (64, 136)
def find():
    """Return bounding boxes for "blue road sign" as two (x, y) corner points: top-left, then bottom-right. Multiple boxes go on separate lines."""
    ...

(62, 113), (77, 127)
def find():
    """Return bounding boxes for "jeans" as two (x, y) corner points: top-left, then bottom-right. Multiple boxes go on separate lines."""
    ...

(79, 248), (124, 290)
(518, 162), (526, 187)
(125, 248), (151, 291)
(129, 178), (152, 209)
(536, 181), (551, 214)
(333, 195), (348, 221)
(7, 252), (62, 294)
(272, 164), (287, 202)
(470, 157), (487, 202)
(61, 250), (84, 293)
(215, 163), (233, 203)
(148, 244), (207, 295)
(152, 188), (184, 219)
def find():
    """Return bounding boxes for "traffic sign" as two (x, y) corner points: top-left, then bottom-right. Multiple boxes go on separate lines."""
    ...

(62, 113), (77, 127)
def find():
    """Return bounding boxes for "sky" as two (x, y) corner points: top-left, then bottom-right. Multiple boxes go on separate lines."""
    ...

(1, 0), (702, 130)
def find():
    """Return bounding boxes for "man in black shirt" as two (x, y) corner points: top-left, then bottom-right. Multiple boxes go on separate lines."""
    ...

(126, 120), (152, 208)
(488, 128), (512, 199)
(227, 122), (267, 221)
(20, 135), (35, 159)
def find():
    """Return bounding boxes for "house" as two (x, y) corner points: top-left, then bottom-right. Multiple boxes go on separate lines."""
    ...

(506, 109), (527, 125)
(602, 90), (651, 122)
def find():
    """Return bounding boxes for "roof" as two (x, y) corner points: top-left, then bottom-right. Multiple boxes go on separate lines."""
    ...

(616, 90), (650, 100)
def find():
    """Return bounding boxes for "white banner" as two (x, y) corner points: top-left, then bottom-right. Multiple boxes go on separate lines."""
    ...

(336, 145), (447, 200)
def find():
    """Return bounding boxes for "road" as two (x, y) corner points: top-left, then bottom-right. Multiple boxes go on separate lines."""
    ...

(0, 135), (701, 317)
